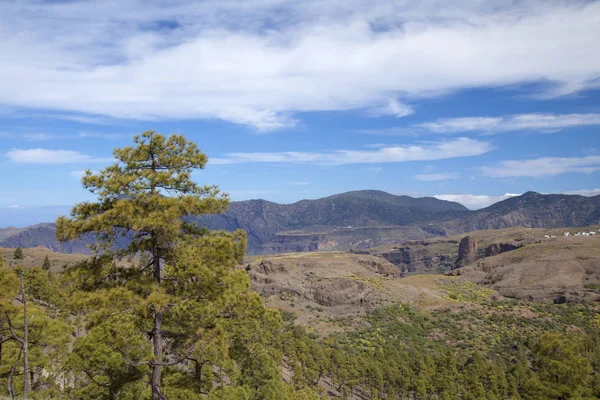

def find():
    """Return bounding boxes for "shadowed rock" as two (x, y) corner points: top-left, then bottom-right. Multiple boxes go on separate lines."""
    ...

(456, 236), (478, 266)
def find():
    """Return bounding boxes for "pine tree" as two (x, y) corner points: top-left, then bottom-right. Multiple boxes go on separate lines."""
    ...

(19, 269), (31, 398)
(42, 255), (51, 271)
(0, 264), (70, 398)
(56, 131), (233, 399)
(14, 247), (24, 260)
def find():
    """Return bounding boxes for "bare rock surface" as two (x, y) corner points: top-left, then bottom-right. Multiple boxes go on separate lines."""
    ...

(456, 236), (479, 266)
(454, 234), (600, 303)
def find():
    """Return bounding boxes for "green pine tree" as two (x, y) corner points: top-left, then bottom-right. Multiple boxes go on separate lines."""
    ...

(14, 247), (24, 260)
(42, 255), (51, 271)
(56, 131), (279, 399)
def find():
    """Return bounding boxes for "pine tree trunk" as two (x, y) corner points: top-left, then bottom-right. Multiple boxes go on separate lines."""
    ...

(152, 310), (164, 400)
(20, 271), (30, 398)
(151, 237), (165, 400)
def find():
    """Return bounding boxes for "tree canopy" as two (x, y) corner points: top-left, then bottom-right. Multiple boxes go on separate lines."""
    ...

(56, 131), (290, 399)
(13, 247), (23, 260)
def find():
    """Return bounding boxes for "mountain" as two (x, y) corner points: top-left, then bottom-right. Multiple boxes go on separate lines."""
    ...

(0, 226), (29, 241)
(1, 190), (600, 255)
(192, 190), (468, 253)
(0, 223), (93, 254)
(444, 191), (600, 233)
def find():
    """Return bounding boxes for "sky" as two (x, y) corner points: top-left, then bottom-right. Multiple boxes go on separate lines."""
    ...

(1, 0), (600, 226)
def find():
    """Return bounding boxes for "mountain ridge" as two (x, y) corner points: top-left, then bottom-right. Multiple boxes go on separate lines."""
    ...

(1, 190), (599, 254)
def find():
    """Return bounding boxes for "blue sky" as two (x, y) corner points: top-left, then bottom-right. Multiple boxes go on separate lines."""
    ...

(1, 0), (600, 226)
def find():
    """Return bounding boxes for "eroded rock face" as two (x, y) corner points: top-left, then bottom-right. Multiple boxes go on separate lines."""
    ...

(312, 278), (369, 306)
(484, 243), (520, 257)
(244, 253), (396, 315)
(376, 243), (455, 275)
(390, 248), (446, 274)
(456, 236), (478, 265)
(246, 260), (289, 275)
(357, 258), (399, 277)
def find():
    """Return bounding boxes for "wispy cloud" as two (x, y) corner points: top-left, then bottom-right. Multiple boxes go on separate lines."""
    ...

(212, 138), (492, 166)
(418, 113), (600, 134)
(563, 188), (600, 197)
(5, 149), (110, 164)
(436, 188), (600, 209)
(368, 99), (414, 118)
(415, 172), (459, 181)
(480, 155), (600, 177)
(1, 1), (599, 129)
(226, 189), (278, 200)
(70, 170), (89, 179)
(22, 133), (63, 141)
(79, 132), (132, 140)
(434, 193), (520, 209)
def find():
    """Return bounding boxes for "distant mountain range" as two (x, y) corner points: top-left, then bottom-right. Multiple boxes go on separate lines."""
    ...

(1, 190), (599, 255)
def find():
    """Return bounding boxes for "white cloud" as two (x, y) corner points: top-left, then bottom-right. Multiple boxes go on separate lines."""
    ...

(369, 99), (414, 118)
(436, 188), (600, 209)
(226, 189), (277, 200)
(79, 132), (132, 140)
(5, 149), (110, 164)
(212, 137), (492, 166)
(435, 193), (520, 210)
(563, 188), (600, 197)
(1, 1), (599, 129)
(22, 133), (63, 141)
(415, 172), (459, 181)
(70, 170), (88, 179)
(418, 113), (600, 134)
(481, 155), (600, 177)
(367, 167), (383, 173)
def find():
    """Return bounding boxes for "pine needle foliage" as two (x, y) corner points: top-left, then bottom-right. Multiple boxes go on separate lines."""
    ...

(56, 131), (278, 399)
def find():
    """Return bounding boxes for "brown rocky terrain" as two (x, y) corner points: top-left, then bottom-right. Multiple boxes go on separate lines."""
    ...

(453, 233), (600, 303)
(456, 236), (479, 266)
(246, 226), (600, 334)
(367, 226), (591, 275)
(244, 252), (454, 335)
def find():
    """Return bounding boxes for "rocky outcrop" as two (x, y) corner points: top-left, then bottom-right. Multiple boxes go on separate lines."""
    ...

(483, 243), (520, 257)
(247, 260), (289, 275)
(357, 258), (399, 277)
(379, 247), (451, 275)
(312, 278), (370, 306)
(456, 236), (478, 266)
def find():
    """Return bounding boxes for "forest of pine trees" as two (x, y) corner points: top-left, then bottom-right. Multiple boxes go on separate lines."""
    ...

(0, 131), (599, 399)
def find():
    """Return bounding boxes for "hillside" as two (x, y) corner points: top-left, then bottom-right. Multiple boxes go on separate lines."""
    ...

(1, 190), (467, 254)
(2, 190), (600, 255)
(0, 245), (87, 270)
(445, 191), (600, 233)
(0, 226), (28, 241)
(3, 226), (600, 399)
(454, 232), (600, 303)
(246, 225), (600, 329)
(364, 225), (600, 303)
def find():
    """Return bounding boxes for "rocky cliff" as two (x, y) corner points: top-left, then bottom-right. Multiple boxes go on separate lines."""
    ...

(456, 236), (479, 266)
